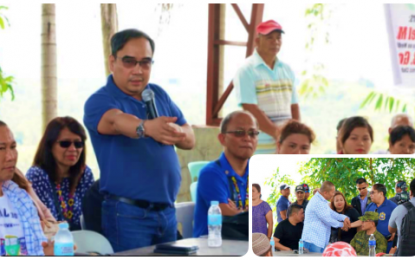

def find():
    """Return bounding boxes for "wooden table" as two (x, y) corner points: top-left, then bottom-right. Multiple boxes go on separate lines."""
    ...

(112, 238), (248, 256)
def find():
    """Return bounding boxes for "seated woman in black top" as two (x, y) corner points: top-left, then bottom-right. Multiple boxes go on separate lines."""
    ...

(330, 191), (360, 243)
(273, 204), (304, 251)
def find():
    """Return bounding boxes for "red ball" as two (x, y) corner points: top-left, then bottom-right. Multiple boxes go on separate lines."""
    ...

(323, 242), (357, 257)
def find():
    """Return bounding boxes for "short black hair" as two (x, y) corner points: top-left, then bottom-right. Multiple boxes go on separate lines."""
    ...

(111, 29), (155, 57)
(389, 126), (415, 145)
(356, 178), (367, 185)
(410, 178), (415, 195)
(0, 120), (6, 127)
(373, 183), (387, 197)
(336, 118), (347, 132)
(288, 204), (303, 217)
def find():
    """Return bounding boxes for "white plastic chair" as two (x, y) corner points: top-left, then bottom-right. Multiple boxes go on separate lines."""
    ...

(71, 230), (114, 255)
(175, 202), (195, 239)
(190, 182), (198, 202)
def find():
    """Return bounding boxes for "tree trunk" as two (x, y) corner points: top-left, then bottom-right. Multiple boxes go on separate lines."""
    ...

(101, 4), (118, 77)
(41, 4), (57, 131)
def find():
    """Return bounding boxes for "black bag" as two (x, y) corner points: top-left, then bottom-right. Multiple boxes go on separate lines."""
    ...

(397, 202), (415, 256)
(222, 211), (248, 241)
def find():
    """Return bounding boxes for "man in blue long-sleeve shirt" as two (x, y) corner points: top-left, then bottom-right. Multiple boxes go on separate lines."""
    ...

(301, 181), (351, 253)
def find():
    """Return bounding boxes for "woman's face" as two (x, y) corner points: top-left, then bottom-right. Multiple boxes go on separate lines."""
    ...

(51, 128), (84, 170)
(277, 134), (311, 154)
(389, 134), (415, 154)
(333, 194), (345, 212)
(252, 186), (260, 200)
(342, 127), (372, 154)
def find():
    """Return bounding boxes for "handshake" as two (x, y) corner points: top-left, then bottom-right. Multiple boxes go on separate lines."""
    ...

(341, 218), (351, 232)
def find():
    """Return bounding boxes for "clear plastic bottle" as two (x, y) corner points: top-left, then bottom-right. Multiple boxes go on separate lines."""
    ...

(369, 234), (376, 257)
(298, 239), (304, 254)
(54, 223), (74, 256)
(207, 201), (222, 247)
(270, 240), (275, 256)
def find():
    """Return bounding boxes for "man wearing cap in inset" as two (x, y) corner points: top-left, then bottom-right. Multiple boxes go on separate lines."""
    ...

(350, 211), (388, 256)
(292, 184), (309, 213)
(276, 184), (291, 223)
(234, 20), (300, 154)
(303, 184), (311, 200)
(389, 180), (407, 205)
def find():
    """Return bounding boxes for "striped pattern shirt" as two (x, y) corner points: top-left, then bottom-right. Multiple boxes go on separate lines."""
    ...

(301, 191), (347, 249)
(2, 180), (46, 255)
(234, 49), (298, 154)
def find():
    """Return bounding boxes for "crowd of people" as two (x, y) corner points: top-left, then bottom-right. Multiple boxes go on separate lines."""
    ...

(1, 17), (414, 256)
(252, 179), (415, 256)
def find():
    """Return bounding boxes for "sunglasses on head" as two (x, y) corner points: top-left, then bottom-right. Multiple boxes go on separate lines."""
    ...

(225, 129), (260, 138)
(118, 56), (154, 69)
(58, 141), (84, 149)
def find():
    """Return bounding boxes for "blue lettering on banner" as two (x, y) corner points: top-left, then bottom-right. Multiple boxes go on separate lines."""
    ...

(0, 208), (18, 219)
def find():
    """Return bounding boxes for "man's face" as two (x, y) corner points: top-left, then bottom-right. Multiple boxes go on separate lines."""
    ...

(281, 188), (290, 197)
(296, 191), (305, 201)
(323, 186), (336, 201)
(295, 209), (305, 222)
(361, 220), (374, 231)
(356, 182), (368, 197)
(0, 126), (17, 184)
(109, 37), (153, 100)
(305, 192), (310, 199)
(370, 189), (383, 204)
(256, 31), (282, 58)
(219, 113), (258, 160)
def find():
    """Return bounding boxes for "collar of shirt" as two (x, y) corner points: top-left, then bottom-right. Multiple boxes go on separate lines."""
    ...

(315, 191), (328, 203)
(252, 49), (280, 70)
(106, 74), (150, 101)
(218, 152), (249, 183)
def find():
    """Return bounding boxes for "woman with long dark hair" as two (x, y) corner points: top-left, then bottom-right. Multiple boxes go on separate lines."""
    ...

(329, 191), (360, 243)
(338, 116), (373, 154)
(26, 117), (94, 231)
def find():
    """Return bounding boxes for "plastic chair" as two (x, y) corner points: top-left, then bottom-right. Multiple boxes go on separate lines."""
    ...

(188, 161), (209, 183)
(71, 230), (114, 255)
(175, 202), (195, 239)
(190, 182), (198, 202)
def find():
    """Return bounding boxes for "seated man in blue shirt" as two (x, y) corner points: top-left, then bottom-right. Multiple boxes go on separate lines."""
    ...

(193, 111), (258, 237)
(83, 29), (195, 252)
(365, 183), (397, 253)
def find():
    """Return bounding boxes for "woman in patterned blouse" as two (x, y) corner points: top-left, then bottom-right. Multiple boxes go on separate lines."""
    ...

(26, 117), (94, 231)
(252, 183), (273, 240)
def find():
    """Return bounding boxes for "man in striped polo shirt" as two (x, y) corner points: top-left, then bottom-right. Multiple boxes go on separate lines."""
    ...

(234, 20), (300, 154)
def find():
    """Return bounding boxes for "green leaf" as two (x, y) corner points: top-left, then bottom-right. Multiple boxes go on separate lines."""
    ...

(360, 91), (375, 108)
(402, 104), (407, 112)
(0, 17), (4, 30)
(389, 97), (394, 113)
(375, 94), (383, 110)
(384, 97), (390, 111)
(6, 84), (14, 100)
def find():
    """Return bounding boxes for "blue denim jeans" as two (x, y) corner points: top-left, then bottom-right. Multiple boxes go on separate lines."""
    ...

(102, 198), (177, 253)
(303, 241), (325, 253)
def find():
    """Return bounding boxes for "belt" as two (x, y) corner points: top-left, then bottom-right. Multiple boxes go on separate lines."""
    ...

(107, 195), (173, 211)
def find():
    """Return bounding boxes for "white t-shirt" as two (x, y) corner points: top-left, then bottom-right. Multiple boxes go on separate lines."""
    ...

(0, 194), (27, 256)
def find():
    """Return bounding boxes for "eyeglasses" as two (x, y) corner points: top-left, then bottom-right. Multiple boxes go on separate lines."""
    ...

(118, 56), (154, 69)
(358, 187), (367, 191)
(58, 141), (84, 149)
(369, 191), (377, 195)
(225, 130), (260, 138)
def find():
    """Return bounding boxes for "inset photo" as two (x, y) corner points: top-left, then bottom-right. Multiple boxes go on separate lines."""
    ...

(251, 156), (415, 257)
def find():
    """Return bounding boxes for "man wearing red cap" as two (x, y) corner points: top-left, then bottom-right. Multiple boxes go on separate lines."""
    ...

(234, 20), (300, 154)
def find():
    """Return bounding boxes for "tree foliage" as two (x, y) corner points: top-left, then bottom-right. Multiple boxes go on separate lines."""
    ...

(265, 158), (415, 215)
(0, 6), (15, 102)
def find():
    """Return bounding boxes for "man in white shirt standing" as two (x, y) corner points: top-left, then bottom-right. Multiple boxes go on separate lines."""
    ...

(301, 181), (351, 253)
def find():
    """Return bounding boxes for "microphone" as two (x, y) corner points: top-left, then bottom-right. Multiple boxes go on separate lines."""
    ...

(142, 89), (159, 120)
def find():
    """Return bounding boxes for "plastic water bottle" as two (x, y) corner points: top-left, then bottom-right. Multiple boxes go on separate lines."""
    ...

(369, 234), (376, 257)
(298, 239), (304, 254)
(54, 223), (74, 256)
(208, 201), (222, 247)
(270, 240), (275, 256)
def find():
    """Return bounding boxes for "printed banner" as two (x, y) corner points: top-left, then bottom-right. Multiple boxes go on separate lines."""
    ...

(385, 4), (415, 87)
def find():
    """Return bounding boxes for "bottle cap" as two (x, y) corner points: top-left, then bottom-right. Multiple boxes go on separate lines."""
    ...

(210, 201), (219, 206)
(58, 222), (69, 229)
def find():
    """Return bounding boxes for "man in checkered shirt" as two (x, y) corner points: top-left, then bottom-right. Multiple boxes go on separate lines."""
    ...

(301, 181), (351, 253)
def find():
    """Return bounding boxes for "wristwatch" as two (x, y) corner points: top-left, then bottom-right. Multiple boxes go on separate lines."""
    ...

(136, 120), (146, 138)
